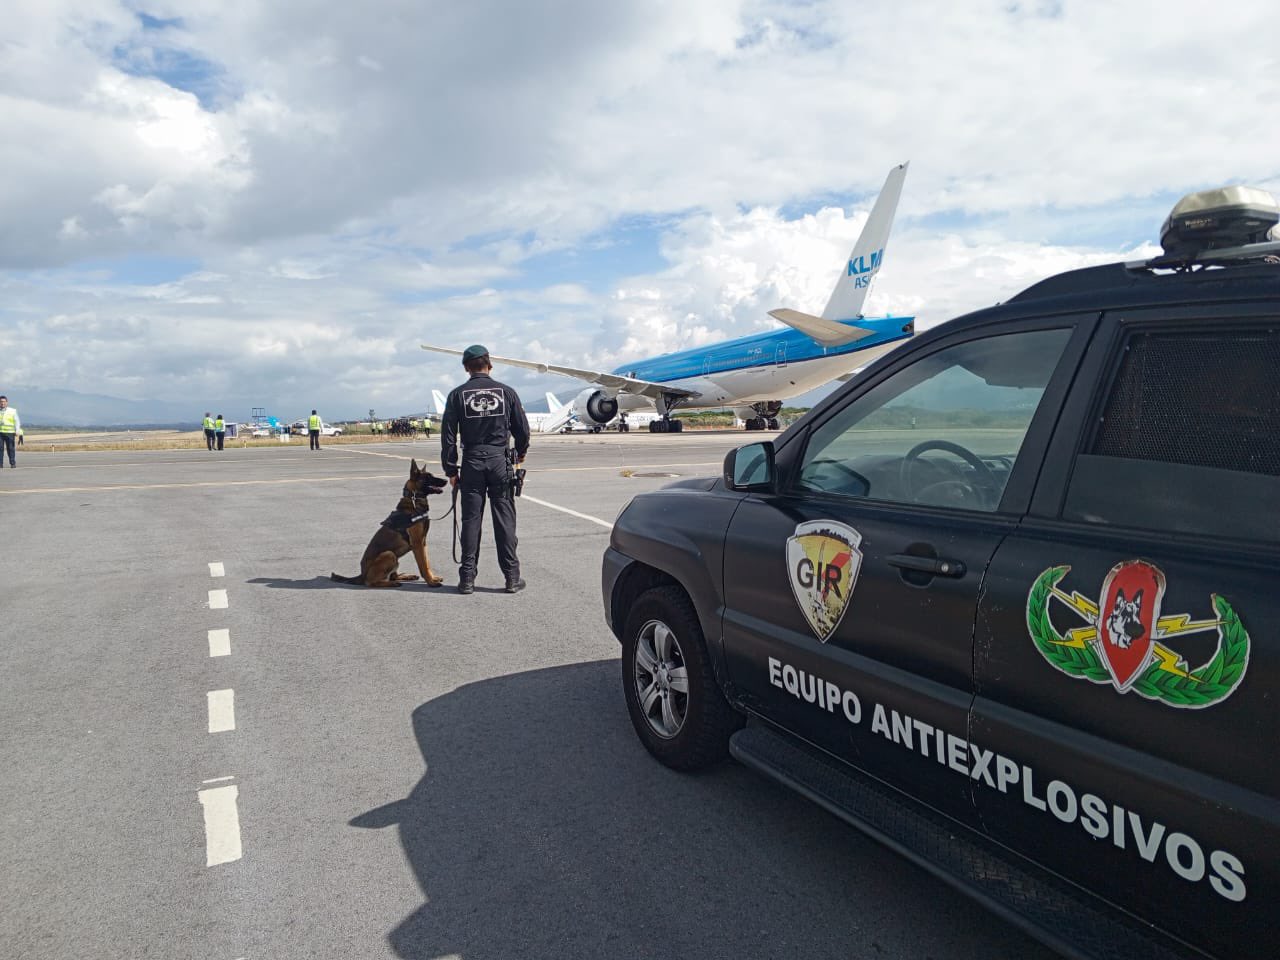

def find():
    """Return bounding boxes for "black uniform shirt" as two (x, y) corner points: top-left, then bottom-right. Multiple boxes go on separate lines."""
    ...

(441, 373), (531, 477)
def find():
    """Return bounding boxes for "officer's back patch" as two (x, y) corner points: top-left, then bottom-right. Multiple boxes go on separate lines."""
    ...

(463, 388), (505, 419)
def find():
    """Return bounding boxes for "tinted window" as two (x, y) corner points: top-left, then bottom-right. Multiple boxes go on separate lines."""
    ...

(795, 328), (1071, 511)
(1064, 327), (1280, 542)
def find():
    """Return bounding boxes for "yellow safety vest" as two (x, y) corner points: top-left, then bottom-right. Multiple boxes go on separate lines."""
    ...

(0, 409), (17, 434)
(203, 416), (214, 430)
(309, 415), (321, 430)
(214, 418), (225, 431)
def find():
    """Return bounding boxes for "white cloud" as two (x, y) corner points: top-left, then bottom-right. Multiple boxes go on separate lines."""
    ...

(0, 0), (1276, 418)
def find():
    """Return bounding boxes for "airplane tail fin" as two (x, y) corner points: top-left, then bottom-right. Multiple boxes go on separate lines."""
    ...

(821, 162), (908, 321)
(432, 390), (447, 416)
(545, 392), (562, 412)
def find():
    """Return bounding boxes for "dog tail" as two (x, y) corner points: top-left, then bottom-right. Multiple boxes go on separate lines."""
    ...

(330, 572), (363, 584)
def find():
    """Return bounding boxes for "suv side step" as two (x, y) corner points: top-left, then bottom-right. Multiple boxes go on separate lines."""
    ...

(729, 723), (1207, 960)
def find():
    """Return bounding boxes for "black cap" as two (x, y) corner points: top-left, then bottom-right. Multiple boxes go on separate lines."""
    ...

(462, 344), (489, 364)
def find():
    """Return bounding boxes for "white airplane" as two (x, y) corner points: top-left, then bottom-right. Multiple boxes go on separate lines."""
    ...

(434, 388), (572, 432)
(423, 163), (913, 434)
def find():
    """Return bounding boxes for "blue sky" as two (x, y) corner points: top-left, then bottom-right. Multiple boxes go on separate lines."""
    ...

(2, 1), (1278, 422)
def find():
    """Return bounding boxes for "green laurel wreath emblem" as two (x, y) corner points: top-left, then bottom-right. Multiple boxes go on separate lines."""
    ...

(1026, 565), (1250, 709)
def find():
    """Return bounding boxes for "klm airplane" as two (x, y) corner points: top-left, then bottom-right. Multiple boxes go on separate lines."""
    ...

(423, 163), (914, 433)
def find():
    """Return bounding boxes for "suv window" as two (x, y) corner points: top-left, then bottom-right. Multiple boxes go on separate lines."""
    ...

(796, 328), (1071, 511)
(1063, 326), (1280, 541)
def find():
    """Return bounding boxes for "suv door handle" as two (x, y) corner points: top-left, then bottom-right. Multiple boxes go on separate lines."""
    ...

(887, 553), (966, 578)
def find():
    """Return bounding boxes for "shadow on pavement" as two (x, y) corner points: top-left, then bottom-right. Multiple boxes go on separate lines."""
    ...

(350, 660), (1041, 960)
(247, 575), (360, 590)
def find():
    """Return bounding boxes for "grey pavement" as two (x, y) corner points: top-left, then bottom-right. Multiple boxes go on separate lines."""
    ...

(0, 434), (1054, 959)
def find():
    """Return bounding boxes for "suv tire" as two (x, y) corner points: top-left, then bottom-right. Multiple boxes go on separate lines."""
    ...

(621, 585), (742, 771)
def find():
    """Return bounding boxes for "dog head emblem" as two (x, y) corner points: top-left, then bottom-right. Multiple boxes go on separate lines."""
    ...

(1105, 589), (1145, 649)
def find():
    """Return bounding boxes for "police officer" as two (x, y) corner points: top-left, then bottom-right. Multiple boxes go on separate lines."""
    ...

(214, 413), (226, 451)
(202, 412), (215, 451)
(441, 345), (531, 595)
(0, 395), (21, 468)
(308, 409), (322, 451)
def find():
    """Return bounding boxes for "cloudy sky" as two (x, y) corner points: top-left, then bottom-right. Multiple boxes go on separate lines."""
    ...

(3, 0), (1279, 421)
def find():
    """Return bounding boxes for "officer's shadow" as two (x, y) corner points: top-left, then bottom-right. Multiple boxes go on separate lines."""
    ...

(347, 661), (1002, 960)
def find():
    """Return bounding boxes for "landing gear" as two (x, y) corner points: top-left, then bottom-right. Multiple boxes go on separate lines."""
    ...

(649, 418), (684, 433)
(744, 401), (782, 431)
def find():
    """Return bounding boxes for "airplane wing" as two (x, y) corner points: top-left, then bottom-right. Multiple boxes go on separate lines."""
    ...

(767, 309), (877, 347)
(420, 344), (698, 401)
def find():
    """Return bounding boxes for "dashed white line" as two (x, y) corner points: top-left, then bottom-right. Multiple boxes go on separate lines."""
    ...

(521, 494), (614, 530)
(208, 628), (231, 657)
(202, 776), (235, 785)
(207, 689), (236, 732)
(208, 589), (228, 609)
(208, 561), (225, 578)
(197, 785), (243, 866)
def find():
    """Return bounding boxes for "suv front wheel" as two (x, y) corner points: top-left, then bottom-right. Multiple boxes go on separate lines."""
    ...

(621, 585), (742, 771)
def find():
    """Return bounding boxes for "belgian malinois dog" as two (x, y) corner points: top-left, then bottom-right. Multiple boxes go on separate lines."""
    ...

(331, 460), (449, 588)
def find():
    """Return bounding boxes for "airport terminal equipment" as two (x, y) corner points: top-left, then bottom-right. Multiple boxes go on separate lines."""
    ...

(602, 183), (1280, 960)
(424, 163), (914, 434)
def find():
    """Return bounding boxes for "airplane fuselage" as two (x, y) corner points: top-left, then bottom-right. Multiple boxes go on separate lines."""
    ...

(606, 315), (914, 412)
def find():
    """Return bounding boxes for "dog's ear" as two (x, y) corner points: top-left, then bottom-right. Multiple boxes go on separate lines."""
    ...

(409, 459), (420, 476)
(1115, 588), (1126, 605)
(1132, 589), (1144, 607)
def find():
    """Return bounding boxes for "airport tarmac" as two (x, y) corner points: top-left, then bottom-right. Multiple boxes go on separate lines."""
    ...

(0, 433), (1052, 960)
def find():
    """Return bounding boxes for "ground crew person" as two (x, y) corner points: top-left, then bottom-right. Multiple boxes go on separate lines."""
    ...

(0, 395), (21, 468)
(441, 345), (531, 594)
(308, 409), (322, 450)
(202, 412), (215, 451)
(214, 414), (226, 451)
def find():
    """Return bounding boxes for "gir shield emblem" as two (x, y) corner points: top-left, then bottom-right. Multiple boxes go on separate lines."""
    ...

(787, 521), (863, 642)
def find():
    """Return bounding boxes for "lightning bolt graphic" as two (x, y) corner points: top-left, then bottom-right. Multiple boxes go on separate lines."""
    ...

(1155, 614), (1222, 639)
(1050, 586), (1100, 620)
(1152, 643), (1200, 681)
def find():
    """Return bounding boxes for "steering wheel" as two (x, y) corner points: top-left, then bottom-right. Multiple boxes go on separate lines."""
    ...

(899, 440), (1000, 506)
(801, 458), (871, 496)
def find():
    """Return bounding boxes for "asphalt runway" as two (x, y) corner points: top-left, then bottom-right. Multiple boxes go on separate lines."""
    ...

(0, 433), (1053, 960)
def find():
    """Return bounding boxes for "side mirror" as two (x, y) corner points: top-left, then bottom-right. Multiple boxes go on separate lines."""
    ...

(724, 441), (776, 492)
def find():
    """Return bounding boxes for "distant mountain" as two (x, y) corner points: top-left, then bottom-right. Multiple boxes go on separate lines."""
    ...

(7, 386), (199, 428)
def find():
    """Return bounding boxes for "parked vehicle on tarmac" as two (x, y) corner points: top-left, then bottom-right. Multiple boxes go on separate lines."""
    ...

(602, 185), (1280, 960)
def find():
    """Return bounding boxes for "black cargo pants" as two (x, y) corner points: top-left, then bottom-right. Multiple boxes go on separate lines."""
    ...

(458, 449), (519, 583)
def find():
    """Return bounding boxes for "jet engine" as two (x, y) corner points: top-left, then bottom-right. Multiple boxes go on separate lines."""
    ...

(576, 388), (619, 426)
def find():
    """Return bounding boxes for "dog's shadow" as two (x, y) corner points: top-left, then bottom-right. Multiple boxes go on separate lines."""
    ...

(248, 576), (365, 590)
(247, 576), (456, 591)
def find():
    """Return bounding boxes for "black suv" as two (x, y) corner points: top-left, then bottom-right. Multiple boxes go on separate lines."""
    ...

(602, 187), (1278, 960)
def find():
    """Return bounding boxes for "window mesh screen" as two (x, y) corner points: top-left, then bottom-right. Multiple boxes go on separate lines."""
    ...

(1092, 329), (1280, 477)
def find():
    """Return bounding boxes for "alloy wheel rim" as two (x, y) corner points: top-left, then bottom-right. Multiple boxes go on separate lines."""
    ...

(633, 619), (690, 739)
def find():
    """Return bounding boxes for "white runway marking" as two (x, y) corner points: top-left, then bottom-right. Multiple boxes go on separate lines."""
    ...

(197, 784), (243, 866)
(202, 776), (235, 785)
(208, 589), (228, 609)
(208, 561), (225, 577)
(522, 495), (613, 530)
(207, 689), (236, 732)
(208, 628), (231, 657)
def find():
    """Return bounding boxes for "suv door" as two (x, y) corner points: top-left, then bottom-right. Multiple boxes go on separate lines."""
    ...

(720, 316), (1093, 824)
(973, 311), (1279, 959)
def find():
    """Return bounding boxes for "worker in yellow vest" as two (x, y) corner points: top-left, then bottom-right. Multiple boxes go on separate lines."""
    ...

(308, 409), (322, 451)
(214, 414), (226, 451)
(0, 395), (21, 468)
(202, 412), (215, 451)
